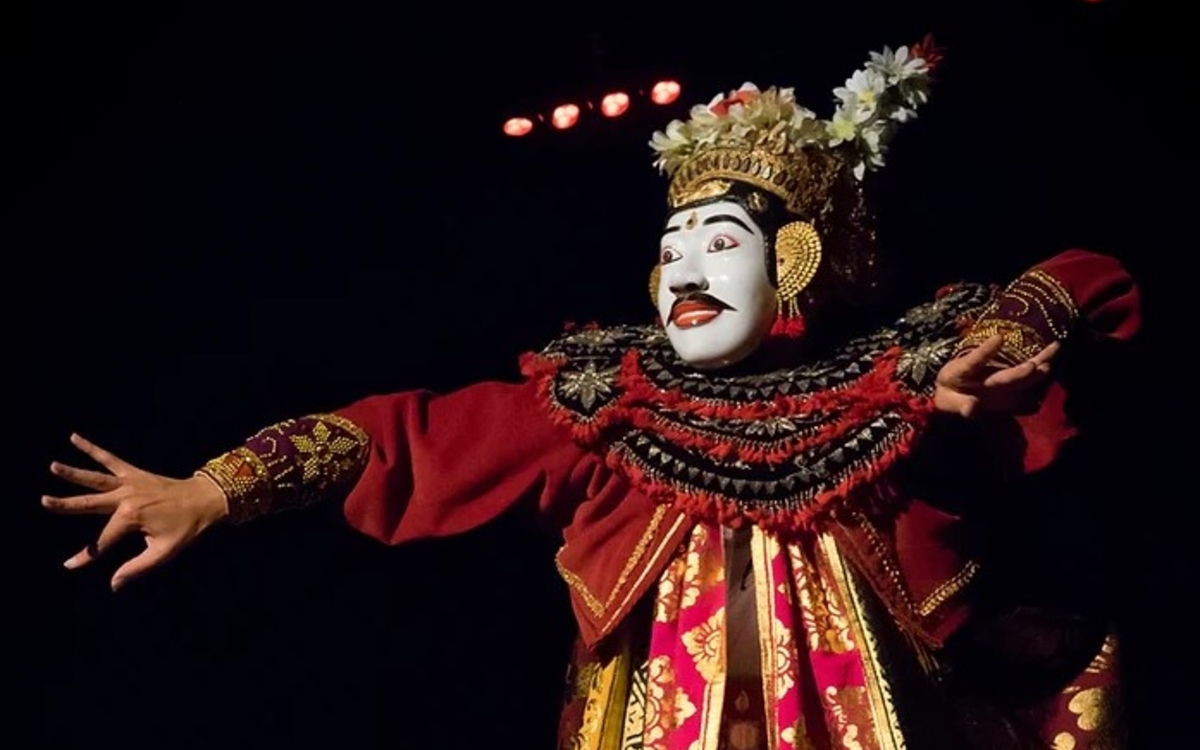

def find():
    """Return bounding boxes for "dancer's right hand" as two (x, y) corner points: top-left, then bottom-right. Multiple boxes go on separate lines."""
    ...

(42, 433), (230, 590)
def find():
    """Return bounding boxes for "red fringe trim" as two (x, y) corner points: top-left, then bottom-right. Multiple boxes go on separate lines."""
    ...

(520, 343), (937, 534)
(608, 432), (921, 536)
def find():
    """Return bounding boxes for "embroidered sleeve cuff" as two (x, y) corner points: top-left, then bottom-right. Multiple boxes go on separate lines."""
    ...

(196, 413), (371, 525)
(956, 268), (1079, 365)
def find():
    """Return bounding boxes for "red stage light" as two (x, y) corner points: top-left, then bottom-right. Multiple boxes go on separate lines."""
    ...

(503, 117), (533, 137)
(551, 104), (580, 129)
(600, 92), (630, 117)
(650, 80), (681, 105)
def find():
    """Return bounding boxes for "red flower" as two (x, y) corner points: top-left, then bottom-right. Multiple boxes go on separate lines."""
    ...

(911, 33), (945, 71)
(709, 89), (758, 116)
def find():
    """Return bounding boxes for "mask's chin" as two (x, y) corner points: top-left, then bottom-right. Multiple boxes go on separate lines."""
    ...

(665, 320), (770, 371)
(681, 343), (759, 371)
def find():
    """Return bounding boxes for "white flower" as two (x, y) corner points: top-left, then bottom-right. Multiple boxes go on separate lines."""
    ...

(819, 41), (937, 180)
(689, 103), (720, 127)
(898, 76), (932, 109)
(826, 110), (858, 147)
(788, 109), (824, 146)
(644, 41), (935, 182)
(650, 120), (687, 150)
(650, 120), (695, 172)
(860, 124), (884, 157)
(833, 69), (886, 122)
(867, 45), (928, 85)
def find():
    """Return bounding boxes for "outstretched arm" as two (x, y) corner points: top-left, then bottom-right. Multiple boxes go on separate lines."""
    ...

(43, 379), (588, 590)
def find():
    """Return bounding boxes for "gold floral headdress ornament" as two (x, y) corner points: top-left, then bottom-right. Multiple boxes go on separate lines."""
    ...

(649, 36), (943, 331)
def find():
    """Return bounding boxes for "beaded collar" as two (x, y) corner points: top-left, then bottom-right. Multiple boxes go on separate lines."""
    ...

(521, 283), (994, 533)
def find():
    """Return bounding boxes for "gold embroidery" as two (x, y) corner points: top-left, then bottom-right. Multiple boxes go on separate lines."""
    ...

(852, 514), (917, 616)
(1061, 681), (1125, 750)
(1085, 633), (1119, 674)
(682, 610), (725, 683)
(1067, 687), (1106, 732)
(556, 562), (607, 618)
(701, 658), (727, 750)
(644, 656), (683, 747)
(818, 534), (905, 750)
(606, 513), (689, 633)
(197, 447), (270, 518)
(767, 620), (797, 706)
(556, 505), (670, 619)
(789, 543), (854, 654)
(781, 718), (820, 750)
(956, 267), (1080, 364)
(674, 685), (698, 727)
(656, 526), (725, 624)
(683, 527), (725, 608)
(1026, 269), (1079, 324)
(290, 420), (362, 482)
(655, 554), (689, 624)
(565, 631), (634, 750)
(823, 686), (868, 750)
(956, 319), (1047, 363)
(1052, 732), (1077, 750)
(751, 529), (782, 750)
(915, 560), (980, 617)
(197, 413), (369, 524)
(574, 662), (600, 700)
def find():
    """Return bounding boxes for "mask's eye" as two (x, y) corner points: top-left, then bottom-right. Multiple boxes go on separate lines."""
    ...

(708, 234), (740, 253)
(660, 247), (682, 264)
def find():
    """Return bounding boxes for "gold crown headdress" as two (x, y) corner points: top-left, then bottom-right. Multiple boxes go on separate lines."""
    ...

(648, 37), (943, 329)
(651, 36), (942, 205)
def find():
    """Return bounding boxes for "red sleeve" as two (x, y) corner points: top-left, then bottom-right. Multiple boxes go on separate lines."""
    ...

(968, 249), (1142, 473)
(1034, 248), (1141, 344)
(334, 378), (593, 545)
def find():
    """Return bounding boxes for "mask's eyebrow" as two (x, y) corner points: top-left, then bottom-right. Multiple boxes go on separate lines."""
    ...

(662, 225), (681, 236)
(702, 214), (754, 234)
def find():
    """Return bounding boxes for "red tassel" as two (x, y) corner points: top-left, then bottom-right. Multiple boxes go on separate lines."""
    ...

(768, 311), (806, 339)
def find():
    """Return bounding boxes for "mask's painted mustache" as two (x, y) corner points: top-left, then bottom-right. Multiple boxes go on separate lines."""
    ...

(669, 291), (735, 319)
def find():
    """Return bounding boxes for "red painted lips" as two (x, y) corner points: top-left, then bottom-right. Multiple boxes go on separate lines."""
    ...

(669, 293), (733, 329)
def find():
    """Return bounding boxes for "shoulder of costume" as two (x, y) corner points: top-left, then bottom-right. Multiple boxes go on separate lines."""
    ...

(514, 285), (999, 534)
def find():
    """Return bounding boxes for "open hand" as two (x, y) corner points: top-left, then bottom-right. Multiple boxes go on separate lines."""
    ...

(42, 433), (229, 590)
(934, 334), (1060, 418)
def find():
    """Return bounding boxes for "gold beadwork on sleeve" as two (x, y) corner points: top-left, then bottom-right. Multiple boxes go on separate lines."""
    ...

(957, 267), (1080, 365)
(197, 413), (370, 525)
(957, 319), (1048, 364)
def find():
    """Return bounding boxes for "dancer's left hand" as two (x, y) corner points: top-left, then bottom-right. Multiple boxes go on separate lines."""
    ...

(933, 334), (1059, 417)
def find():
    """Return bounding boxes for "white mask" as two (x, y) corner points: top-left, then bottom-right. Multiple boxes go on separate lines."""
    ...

(656, 199), (777, 369)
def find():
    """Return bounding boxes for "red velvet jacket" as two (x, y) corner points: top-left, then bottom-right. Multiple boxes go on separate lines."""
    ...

(199, 249), (1141, 650)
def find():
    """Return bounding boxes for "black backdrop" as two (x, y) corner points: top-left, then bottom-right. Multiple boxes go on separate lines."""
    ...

(13, 1), (1184, 747)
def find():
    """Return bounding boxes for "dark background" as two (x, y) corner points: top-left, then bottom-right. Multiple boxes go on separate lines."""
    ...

(12, 1), (1183, 747)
